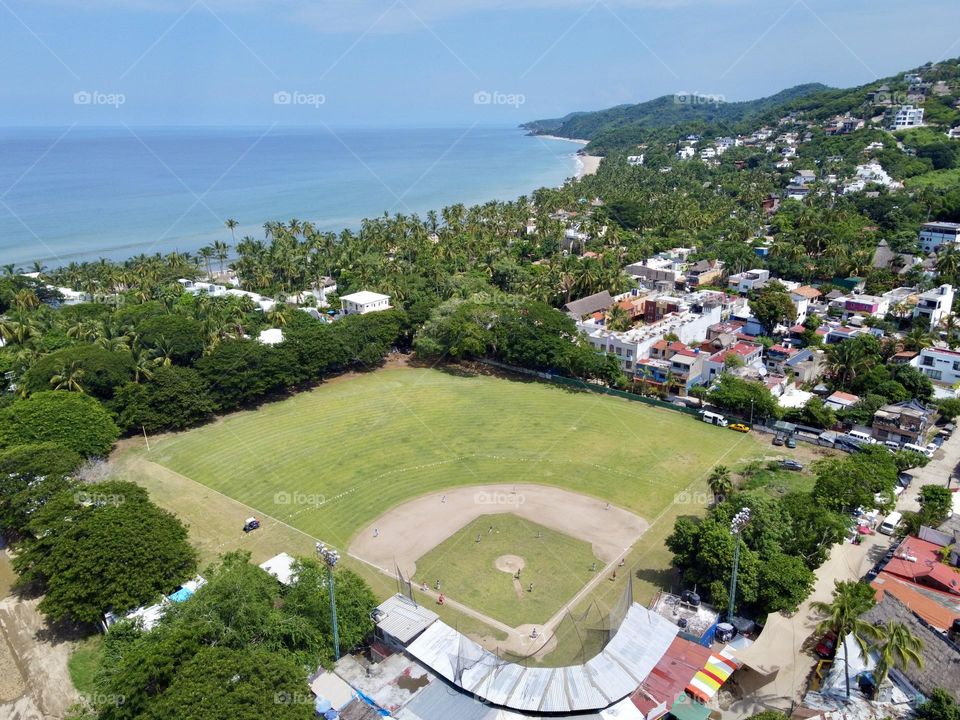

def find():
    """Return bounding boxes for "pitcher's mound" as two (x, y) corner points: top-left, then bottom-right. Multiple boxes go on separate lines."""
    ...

(495, 555), (525, 574)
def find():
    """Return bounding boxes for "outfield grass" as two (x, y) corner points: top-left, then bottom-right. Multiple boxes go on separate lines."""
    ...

(143, 366), (758, 550)
(413, 514), (599, 627)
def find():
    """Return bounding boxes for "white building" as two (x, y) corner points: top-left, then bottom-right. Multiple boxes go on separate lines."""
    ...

(225, 288), (276, 313)
(919, 221), (960, 254)
(257, 328), (284, 345)
(912, 284), (954, 331)
(626, 154), (645, 166)
(577, 295), (722, 372)
(677, 146), (696, 160)
(892, 105), (924, 129)
(54, 287), (92, 305)
(913, 346), (960, 387)
(178, 279), (227, 297)
(843, 162), (901, 194)
(727, 269), (770, 295)
(340, 291), (392, 315)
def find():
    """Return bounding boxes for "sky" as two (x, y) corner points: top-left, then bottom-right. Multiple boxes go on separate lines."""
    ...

(1, 0), (959, 126)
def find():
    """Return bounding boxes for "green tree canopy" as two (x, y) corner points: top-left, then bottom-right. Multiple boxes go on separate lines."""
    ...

(137, 314), (205, 364)
(21, 345), (135, 399)
(13, 480), (197, 624)
(749, 281), (797, 335)
(112, 366), (215, 433)
(0, 391), (119, 457)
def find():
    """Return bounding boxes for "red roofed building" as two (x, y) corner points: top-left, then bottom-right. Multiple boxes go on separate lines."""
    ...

(871, 571), (960, 632)
(884, 536), (960, 595)
(703, 342), (764, 383)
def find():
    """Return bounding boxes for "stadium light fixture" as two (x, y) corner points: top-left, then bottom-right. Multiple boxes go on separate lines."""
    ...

(316, 542), (342, 660)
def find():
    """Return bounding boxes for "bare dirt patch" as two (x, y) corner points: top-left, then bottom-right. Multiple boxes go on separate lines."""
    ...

(349, 483), (648, 580)
(495, 555), (525, 574)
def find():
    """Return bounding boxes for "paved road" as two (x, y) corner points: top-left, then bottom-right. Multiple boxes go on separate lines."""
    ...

(723, 428), (960, 718)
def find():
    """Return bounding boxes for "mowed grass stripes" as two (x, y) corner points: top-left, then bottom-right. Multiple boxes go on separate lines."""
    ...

(145, 367), (757, 548)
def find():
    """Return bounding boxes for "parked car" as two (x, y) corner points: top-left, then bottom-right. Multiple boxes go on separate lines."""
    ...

(729, 423), (751, 433)
(786, 435), (797, 448)
(242, 517), (261, 533)
(815, 631), (838, 658)
(897, 472), (913, 488)
(780, 459), (804, 471)
(773, 432), (785, 446)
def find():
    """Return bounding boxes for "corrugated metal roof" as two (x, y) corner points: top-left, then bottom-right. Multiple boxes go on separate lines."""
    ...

(565, 666), (609, 710)
(373, 594), (439, 645)
(506, 667), (553, 711)
(585, 651), (638, 701)
(540, 669), (570, 713)
(404, 603), (678, 713)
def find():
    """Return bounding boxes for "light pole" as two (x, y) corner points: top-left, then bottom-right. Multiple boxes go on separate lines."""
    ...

(727, 507), (751, 623)
(749, 398), (754, 427)
(316, 542), (342, 660)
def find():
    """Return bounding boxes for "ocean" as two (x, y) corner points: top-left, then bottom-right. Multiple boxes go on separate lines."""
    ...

(0, 126), (583, 268)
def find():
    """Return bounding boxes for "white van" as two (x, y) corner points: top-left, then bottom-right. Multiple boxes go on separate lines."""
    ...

(845, 430), (876, 446)
(879, 511), (903, 535)
(701, 411), (728, 427)
(903, 442), (934, 459)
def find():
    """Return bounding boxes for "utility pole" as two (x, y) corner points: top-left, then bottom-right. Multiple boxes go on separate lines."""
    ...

(316, 542), (342, 660)
(727, 507), (751, 623)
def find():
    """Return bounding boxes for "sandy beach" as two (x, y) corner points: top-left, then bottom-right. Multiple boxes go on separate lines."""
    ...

(576, 154), (602, 177)
(533, 134), (589, 145)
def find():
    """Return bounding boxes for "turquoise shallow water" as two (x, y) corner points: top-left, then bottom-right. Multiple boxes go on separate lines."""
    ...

(0, 126), (581, 267)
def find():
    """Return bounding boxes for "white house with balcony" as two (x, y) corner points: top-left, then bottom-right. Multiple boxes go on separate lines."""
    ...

(892, 105), (924, 129)
(913, 346), (960, 391)
(919, 221), (960, 254)
(912, 284), (954, 331)
(340, 291), (391, 315)
(727, 269), (770, 295)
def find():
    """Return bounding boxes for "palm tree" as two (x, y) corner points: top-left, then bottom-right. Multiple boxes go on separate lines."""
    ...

(707, 465), (732, 504)
(825, 340), (867, 389)
(936, 245), (960, 280)
(50, 361), (85, 393)
(198, 246), (214, 278)
(871, 620), (923, 691)
(811, 581), (883, 697)
(605, 303), (632, 332)
(213, 240), (230, 275)
(225, 218), (239, 243)
(902, 326), (933, 352)
(13, 288), (40, 311)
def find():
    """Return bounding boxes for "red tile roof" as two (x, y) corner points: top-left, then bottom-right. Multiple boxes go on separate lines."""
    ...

(884, 536), (960, 595)
(871, 571), (960, 632)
